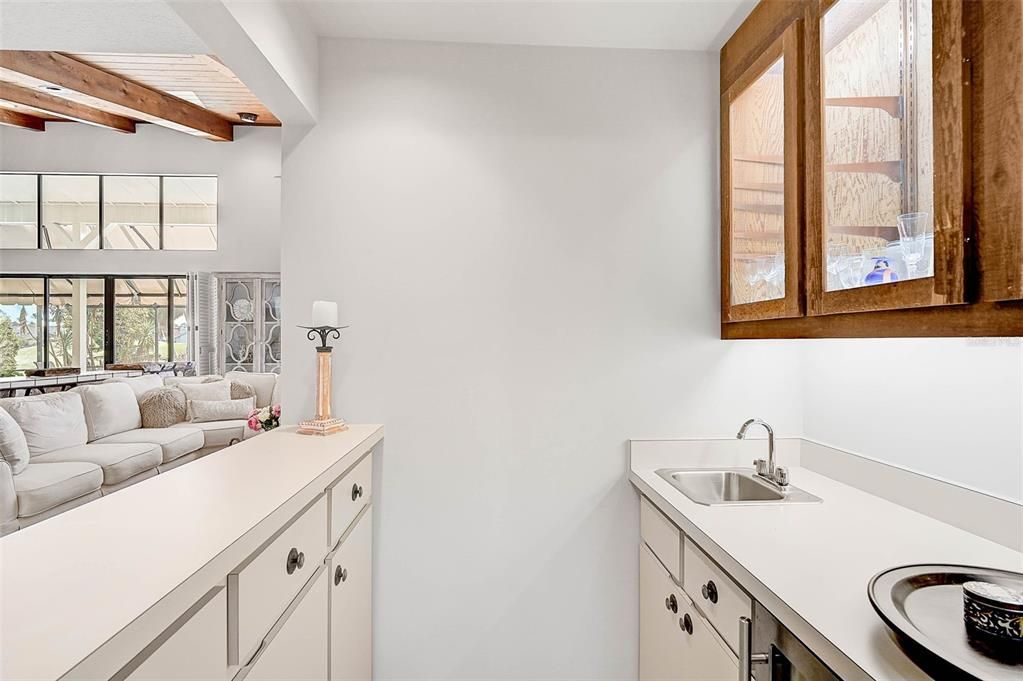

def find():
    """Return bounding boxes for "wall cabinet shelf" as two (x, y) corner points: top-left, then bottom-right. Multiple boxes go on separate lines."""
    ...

(720, 0), (1023, 338)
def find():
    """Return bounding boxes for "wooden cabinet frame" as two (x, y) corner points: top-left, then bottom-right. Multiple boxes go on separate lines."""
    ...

(805, 0), (968, 316)
(719, 0), (1023, 338)
(721, 21), (804, 322)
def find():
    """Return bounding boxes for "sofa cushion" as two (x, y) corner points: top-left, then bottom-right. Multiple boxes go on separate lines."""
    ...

(139, 388), (187, 428)
(108, 375), (164, 399)
(164, 375), (221, 387)
(75, 383), (143, 441)
(93, 427), (204, 464)
(34, 443), (161, 487)
(178, 381), (231, 403)
(0, 392), (88, 457)
(172, 419), (251, 448)
(13, 461), (103, 517)
(226, 372), (277, 408)
(0, 407), (30, 475)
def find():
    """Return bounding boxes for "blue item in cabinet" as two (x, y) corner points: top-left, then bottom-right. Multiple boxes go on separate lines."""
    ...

(864, 257), (899, 285)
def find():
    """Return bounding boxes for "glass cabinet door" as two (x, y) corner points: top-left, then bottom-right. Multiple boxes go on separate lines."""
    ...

(722, 21), (803, 322)
(807, 0), (965, 315)
(222, 279), (256, 373)
(261, 279), (281, 374)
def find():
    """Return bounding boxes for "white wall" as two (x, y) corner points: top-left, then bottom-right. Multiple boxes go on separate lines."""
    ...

(802, 338), (1023, 502)
(281, 38), (802, 680)
(0, 123), (281, 274)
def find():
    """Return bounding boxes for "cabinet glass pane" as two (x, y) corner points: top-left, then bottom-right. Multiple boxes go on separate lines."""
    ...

(163, 176), (217, 250)
(47, 278), (105, 371)
(0, 174), (38, 249)
(41, 175), (99, 249)
(262, 280), (281, 373)
(729, 57), (785, 306)
(103, 176), (160, 250)
(823, 0), (934, 291)
(224, 280), (255, 372)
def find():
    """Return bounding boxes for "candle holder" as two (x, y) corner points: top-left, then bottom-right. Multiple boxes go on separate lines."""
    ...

(297, 324), (349, 436)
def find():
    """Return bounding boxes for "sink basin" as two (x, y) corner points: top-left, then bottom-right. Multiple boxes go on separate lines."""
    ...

(656, 468), (822, 506)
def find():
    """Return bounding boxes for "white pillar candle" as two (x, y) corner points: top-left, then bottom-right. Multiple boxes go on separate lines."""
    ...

(311, 300), (338, 327)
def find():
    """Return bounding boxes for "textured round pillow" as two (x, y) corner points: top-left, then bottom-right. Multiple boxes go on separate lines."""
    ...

(230, 380), (256, 402)
(139, 387), (187, 428)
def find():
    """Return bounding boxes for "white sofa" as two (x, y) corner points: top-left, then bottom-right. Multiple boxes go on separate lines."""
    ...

(0, 372), (279, 534)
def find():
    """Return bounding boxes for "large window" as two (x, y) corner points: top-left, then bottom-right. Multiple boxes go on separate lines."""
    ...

(41, 175), (100, 249)
(103, 176), (160, 250)
(0, 278), (44, 376)
(47, 278), (105, 371)
(0, 174), (217, 251)
(0, 275), (188, 375)
(0, 175), (38, 249)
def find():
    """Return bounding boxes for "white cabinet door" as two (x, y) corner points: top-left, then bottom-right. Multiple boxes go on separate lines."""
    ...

(245, 568), (328, 681)
(126, 588), (227, 681)
(639, 544), (684, 681)
(330, 508), (372, 681)
(677, 592), (738, 681)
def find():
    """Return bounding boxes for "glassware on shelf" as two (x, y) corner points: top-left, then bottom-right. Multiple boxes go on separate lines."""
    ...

(864, 256), (899, 286)
(896, 212), (932, 279)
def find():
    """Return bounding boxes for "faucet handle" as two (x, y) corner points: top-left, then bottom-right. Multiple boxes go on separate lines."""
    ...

(754, 459), (769, 476)
(774, 466), (790, 486)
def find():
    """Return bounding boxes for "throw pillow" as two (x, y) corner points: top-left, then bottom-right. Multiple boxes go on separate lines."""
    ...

(188, 397), (256, 423)
(0, 392), (89, 456)
(139, 388), (187, 428)
(74, 382), (143, 441)
(230, 380), (256, 401)
(177, 380), (231, 403)
(0, 407), (30, 474)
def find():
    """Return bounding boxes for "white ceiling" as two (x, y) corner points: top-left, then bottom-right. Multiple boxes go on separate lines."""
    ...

(297, 0), (757, 51)
(0, 0), (208, 54)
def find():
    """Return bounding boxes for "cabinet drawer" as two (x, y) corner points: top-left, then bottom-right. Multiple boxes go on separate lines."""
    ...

(329, 453), (372, 548)
(683, 538), (751, 654)
(231, 495), (329, 664)
(675, 589), (739, 680)
(243, 565), (328, 681)
(125, 588), (227, 681)
(640, 496), (681, 583)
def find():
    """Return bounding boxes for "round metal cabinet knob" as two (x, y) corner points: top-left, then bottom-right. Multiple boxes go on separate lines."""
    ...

(680, 614), (693, 635)
(701, 580), (718, 604)
(351, 483), (364, 501)
(665, 594), (678, 614)
(286, 547), (305, 575)
(334, 565), (348, 585)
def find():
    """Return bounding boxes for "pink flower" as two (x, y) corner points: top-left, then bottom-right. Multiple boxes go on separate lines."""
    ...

(272, 404), (281, 417)
(248, 408), (259, 419)
(247, 416), (261, 432)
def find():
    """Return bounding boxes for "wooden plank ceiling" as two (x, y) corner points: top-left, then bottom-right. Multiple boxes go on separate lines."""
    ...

(0, 51), (279, 140)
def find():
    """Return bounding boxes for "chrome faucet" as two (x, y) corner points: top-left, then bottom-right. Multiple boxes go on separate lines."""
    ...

(736, 418), (788, 489)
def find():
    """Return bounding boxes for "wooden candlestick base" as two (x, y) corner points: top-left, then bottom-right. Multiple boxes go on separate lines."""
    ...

(298, 345), (347, 436)
(297, 417), (348, 436)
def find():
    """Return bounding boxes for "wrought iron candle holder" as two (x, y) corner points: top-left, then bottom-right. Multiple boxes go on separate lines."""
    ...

(297, 324), (349, 436)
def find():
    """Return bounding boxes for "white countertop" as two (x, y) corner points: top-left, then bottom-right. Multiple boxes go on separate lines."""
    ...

(0, 424), (383, 681)
(630, 445), (1023, 681)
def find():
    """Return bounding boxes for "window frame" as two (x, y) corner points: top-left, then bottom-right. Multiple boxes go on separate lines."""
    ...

(0, 273), (189, 371)
(0, 172), (218, 252)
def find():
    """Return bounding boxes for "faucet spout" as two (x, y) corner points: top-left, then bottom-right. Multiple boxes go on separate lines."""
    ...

(736, 418), (783, 487)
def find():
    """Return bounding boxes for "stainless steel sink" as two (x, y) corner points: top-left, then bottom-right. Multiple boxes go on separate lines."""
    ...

(656, 468), (822, 506)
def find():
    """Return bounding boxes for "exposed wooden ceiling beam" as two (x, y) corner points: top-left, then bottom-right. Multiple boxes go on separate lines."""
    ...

(0, 106), (45, 131)
(0, 51), (233, 141)
(0, 82), (135, 133)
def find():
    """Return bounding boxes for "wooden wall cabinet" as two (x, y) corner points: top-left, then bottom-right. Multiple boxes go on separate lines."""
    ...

(721, 0), (1023, 338)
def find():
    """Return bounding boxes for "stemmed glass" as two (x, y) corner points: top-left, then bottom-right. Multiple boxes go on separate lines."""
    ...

(897, 212), (931, 279)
